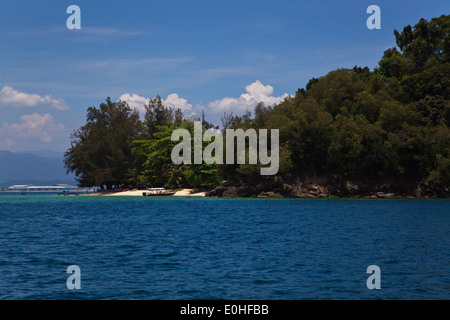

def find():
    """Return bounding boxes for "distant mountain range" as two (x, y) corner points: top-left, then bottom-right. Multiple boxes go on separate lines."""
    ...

(0, 150), (77, 187)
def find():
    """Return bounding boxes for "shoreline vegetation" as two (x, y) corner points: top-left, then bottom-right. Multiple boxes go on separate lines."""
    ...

(64, 16), (450, 199)
(81, 177), (445, 199)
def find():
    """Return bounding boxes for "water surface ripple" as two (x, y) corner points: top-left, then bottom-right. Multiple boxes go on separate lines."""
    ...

(0, 195), (448, 300)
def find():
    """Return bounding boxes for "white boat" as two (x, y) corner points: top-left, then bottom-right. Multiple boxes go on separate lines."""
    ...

(143, 188), (175, 197)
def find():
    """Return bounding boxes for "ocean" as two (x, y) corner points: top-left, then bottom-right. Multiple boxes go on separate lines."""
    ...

(0, 194), (448, 300)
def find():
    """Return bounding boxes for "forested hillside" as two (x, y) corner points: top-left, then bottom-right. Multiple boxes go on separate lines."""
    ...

(65, 15), (449, 197)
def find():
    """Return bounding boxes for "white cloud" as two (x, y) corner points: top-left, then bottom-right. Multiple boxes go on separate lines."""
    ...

(1, 113), (67, 143)
(118, 81), (289, 119)
(0, 86), (70, 111)
(79, 27), (145, 37)
(207, 80), (290, 113)
(7, 26), (146, 45)
(118, 92), (193, 116)
(118, 93), (150, 115)
(163, 93), (193, 113)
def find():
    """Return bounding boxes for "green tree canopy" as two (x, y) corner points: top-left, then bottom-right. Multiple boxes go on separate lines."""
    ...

(64, 98), (141, 189)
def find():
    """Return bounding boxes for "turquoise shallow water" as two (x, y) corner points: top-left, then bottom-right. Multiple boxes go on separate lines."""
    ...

(0, 194), (448, 300)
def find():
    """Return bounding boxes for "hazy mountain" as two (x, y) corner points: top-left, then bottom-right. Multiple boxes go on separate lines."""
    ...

(15, 149), (65, 159)
(0, 150), (76, 187)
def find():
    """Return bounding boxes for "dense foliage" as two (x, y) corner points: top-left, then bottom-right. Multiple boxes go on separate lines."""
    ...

(65, 15), (450, 190)
(64, 98), (141, 189)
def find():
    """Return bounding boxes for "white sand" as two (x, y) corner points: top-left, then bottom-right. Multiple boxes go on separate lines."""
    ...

(103, 189), (206, 197)
(105, 190), (148, 196)
(173, 189), (206, 197)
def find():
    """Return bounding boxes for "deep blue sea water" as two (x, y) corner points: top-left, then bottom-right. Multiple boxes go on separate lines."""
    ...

(0, 194), (448, 300)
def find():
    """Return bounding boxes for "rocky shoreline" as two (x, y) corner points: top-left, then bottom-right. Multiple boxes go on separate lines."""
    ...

(205, 175), (449, 199)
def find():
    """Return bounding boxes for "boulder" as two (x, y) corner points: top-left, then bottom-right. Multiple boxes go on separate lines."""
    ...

(237, 185), (257, 197)
(280, 183), (293, 194)
(306, 192), (318, 198)
(385, 193), (396, 198)
(272, 176), (284, 188)
(206, 185), (228, 197)
(222, 179), (240, 187)
(289, 189), (305, 198)
(264, 191), (283, 198)
(204, 190), (216, 197)
(257, 192), (270, 198)
(345, 180), (359, 191)
(222, 187), (239, 198)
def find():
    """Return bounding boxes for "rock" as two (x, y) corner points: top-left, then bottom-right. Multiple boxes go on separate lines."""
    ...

(376, 192), (386, 198)
(282, 183), (293, 193)
(385, 193), (396, 198)
(205, 190), (216, 197)
(255, 182), (271, 193)
(207, 186), (228, 197)
(237, 185), (257, 197)
(345, 181), (359, 191)
(307, 185), (319, 192)
(304, 193), (318, 198)
(222, 187), (239, 198)
(222, 179), (240, 187)
(379, 184), (391, 193)
(258, 191), (283, 198)
(289, 189), (304, 198)
(257, 192), (270, 198)
(272, 176), (284, 188)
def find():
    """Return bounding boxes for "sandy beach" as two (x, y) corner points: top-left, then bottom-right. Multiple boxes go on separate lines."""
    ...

(98, 189), (206, 197)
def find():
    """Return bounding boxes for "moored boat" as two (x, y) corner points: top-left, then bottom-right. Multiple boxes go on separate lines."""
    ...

(143, 188), (175, 197)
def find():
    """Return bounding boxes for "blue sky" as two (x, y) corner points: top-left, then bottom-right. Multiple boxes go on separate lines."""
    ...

(0, 0), (448, 152)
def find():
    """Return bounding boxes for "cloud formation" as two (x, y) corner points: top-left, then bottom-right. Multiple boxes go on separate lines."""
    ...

(118, 93), (150, 115)
(0, 86), (70, 111)
(118, 93), (193, 116)
(207, 80), (290, 113)
(119, 81), (288, 119)
(1, 113), (67, 143)
(163, 93), (193, 113)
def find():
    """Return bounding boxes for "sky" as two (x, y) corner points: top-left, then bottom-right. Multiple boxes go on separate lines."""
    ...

(0, 0), (448, 152)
